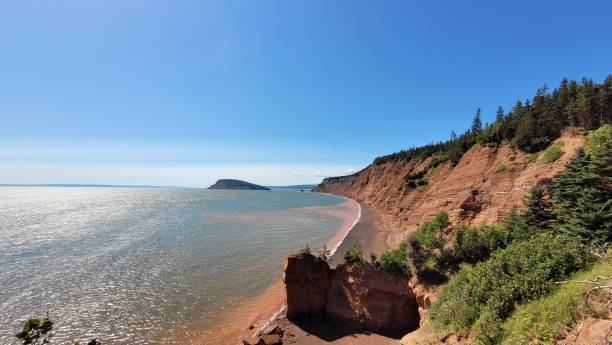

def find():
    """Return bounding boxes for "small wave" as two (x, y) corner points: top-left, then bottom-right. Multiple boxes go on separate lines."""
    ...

(328, 199), (362, 257)
(252, 303), (287, 337)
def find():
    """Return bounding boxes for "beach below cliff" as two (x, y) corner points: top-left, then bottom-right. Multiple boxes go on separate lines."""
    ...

(223, 202), (398, 345)
(276, 205), (403, 345)
(198, 200), (395, 345)
(194, 198), (382, 345)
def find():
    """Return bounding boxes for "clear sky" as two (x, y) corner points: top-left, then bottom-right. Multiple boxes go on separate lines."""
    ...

(1, 0), (611, 187)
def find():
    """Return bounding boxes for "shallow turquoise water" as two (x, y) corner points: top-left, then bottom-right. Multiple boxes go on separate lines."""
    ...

(0, 187), (348, 344)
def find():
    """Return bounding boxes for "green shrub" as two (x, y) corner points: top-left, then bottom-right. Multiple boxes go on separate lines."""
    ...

(343, 241), (366, 264)
(542, 145), (564, 163)
(494, 163), (505, 173)
(427, 155), (448, 169)
(416, 179), (429, 186)
(407, 236), (448, 285)
(16, 318), (54, 344)
(298, 244), (311, 255)
(429, 233), (587, 341)
(501, 262), (611, 345)
(15, 317), (102, 345)
(586, 124), (612, 171)
(377, 242), (411, 276)
(413, 212), (450, 254)
(453, 225), (510, 264)
(317, 244), (330, 261)
(527, 153), (538, 163)
(405, 170), (427, 188)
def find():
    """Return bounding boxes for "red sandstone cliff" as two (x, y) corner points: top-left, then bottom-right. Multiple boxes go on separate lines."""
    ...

(314, 131), (585, 247)
(284, 253), (420, 335)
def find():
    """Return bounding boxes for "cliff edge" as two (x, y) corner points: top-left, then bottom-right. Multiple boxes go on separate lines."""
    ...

(314, 131), (585, 247)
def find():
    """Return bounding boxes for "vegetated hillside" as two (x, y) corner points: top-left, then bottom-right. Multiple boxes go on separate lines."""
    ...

(314, 76), (611, 246)
(312, 77), (611, 344)
(208, 179), (271, 190)
(315, 131), (584, 247)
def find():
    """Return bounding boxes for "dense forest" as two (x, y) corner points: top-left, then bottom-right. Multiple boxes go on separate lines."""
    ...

(374, 76), (612, 165)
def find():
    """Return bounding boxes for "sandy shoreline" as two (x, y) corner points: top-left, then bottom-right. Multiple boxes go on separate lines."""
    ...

(276, 202), (400, 345)
(190, 196), (383, 345)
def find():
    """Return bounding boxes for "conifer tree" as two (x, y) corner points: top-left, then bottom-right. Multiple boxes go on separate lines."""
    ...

(471, 108), (483, 133)
(552, 126), (612, 243)
(495, 106), (504, 122)
(523, 183), (554, 231)
(514, 111), (536, 151)
(504, 207), (531, 241)
(601, 75), (612, 125)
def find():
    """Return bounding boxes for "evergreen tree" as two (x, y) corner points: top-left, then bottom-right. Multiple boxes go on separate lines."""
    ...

(586, 124), (612, 180)
(514, 110), (536, 151)
(504, 207), (531, 241)
(552, 126), (612, 243)
(471, 108), (483, 133)
(496, 106), (504, 121)
(494, 106), (505, 144)
(552, 148), (594, 223)
(601, 75), (612, 125)
(523, 183), (554, 231)
(562, 186), (611, 242)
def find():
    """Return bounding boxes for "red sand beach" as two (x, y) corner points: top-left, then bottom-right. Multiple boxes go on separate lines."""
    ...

(186, 197), (373, 345)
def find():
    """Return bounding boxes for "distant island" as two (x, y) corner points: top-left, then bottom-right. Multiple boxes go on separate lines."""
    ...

(208, 179), (271, 190)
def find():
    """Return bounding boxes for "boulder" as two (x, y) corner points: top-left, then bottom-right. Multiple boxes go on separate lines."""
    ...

(242, 336), (260, 345)
(259, 334), (282, 345)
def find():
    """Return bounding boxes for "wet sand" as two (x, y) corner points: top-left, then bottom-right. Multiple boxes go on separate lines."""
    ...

(328, 204), (390, 267)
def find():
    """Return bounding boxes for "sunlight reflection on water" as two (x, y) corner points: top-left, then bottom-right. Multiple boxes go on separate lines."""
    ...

(0, 187), (345, 344)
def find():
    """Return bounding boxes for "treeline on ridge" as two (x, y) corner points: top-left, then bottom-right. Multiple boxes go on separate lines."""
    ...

(374, 76), (612, 165)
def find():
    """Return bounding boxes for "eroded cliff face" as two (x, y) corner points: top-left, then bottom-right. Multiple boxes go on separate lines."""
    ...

(284, 253), (420, 334)
(314, 132), (585, 247)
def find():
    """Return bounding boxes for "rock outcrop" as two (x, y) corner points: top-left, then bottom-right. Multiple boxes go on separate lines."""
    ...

(314, 132), (585, 247)
(284, 252), (330, 319)
(284, 253), (420, 334)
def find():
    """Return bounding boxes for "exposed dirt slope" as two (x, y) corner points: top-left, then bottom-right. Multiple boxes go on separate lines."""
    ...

(314, 132), (585, 247)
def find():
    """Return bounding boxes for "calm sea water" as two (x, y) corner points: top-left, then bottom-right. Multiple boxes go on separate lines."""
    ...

(0, 187), (349, 344)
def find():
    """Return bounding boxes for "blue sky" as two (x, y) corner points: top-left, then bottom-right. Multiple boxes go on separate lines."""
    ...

(1, 0), (611, 187)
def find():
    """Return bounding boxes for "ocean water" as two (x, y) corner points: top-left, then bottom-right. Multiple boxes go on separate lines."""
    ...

(0, 187), (352, 344)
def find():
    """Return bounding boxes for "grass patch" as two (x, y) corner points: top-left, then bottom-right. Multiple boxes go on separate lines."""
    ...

(495, 163), (506, 173)
(542, 142), (564, 163)
(501, 262), (611, 344)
